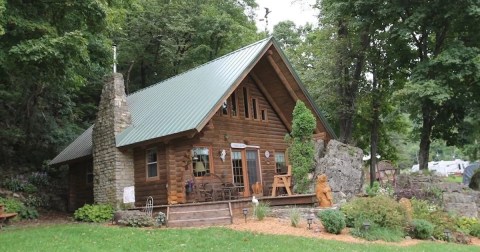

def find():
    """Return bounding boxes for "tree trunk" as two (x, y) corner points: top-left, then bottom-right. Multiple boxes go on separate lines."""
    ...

(140, 59), (146, 88)
(419, 101), (434, 170)
(336, 25), (369, 144)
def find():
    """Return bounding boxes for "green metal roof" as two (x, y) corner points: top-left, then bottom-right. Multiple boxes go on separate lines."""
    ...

(49, 125), (93, 165)
(116, 37), (271, 147)
(50, 37), (337, 165)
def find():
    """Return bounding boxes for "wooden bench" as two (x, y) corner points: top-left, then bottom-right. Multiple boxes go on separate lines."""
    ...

(0, 204), (18, 229)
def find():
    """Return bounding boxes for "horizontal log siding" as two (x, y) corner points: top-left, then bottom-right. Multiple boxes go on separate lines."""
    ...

(169, 76), (290, 201)
(68, 160), (94, 211)
(133, 145), (168, 206)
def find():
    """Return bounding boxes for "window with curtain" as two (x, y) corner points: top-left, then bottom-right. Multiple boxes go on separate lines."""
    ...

(192, 147), (211, 176)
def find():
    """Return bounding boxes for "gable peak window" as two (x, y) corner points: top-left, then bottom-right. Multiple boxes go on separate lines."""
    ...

(243, 87), (249, 118)
(231, 92), (238, 116)
(222, 100), (228, 115)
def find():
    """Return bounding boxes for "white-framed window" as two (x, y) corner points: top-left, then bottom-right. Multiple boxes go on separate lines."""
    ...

(146, 148), (158, 180)
(192, 146), (212, 176)
(275, 151), (287, 174)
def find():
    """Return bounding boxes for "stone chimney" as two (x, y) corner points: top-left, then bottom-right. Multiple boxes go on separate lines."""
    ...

(92, 73), (134, 208)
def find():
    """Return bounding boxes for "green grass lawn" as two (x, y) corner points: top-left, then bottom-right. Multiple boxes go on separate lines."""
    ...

(443, 175), (463, 183)
(0, 223), (476, 252)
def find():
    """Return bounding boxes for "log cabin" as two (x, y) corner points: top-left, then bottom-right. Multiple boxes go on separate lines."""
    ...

(50, 37), (336, 211)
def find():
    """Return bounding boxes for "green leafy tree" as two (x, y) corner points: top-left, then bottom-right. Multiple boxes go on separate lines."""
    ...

(114, 0), (260, 92)
(286, 101), (316, 193)
(0, 0), (112, 170)
(393, 0), (480, 169)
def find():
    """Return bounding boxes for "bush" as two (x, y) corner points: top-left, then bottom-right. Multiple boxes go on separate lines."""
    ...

(289, 207), (301, 227)
(365, 181), (380, 197)
(28, 172), (49, 187)
(24, 195), (49, 208)
(23, 183), (38, 194)
(0, 197), (25, 214)
(253, 202), (270, 221)
(19, 207), (39, 219)
(0, 197), (39, 220)
(411, 219), (435, 240)
(4, 177), (25, 192)
(350, 225), (405, 242)
(155, 212), (166, 227)
(286, 101), (316, 193)
(74, 204), (114, 223)
(410, 198), (456, 240)
(318, 210), (346, 234)
(118, 211), (154, 227)
(340, 196), (407, 230)
(470, 223), (480, 238)
(456, 216), (479, 235)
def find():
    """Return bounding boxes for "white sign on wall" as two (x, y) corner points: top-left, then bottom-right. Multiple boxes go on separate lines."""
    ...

(123, 186), (135, 203)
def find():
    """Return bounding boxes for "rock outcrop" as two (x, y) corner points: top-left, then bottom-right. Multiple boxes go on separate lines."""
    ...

(315, 140), (364, 201)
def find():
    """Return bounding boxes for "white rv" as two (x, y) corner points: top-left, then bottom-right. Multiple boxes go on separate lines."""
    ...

(411, 159), (469, 176)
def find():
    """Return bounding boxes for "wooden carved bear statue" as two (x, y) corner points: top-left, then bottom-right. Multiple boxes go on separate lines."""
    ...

(316, 174), (333, 208)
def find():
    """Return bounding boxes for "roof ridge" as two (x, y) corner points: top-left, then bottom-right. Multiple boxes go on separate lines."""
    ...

(127, 37), (272, 97)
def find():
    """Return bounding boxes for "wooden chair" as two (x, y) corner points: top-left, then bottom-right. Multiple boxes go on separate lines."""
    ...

(271, 165), (293, 196)
(376, 160), (397, 186)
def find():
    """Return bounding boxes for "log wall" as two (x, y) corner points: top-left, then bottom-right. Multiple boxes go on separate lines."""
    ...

(68, 159), (94, 211)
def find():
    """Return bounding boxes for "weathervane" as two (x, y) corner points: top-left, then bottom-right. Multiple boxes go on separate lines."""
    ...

(259, 7), (272, 34)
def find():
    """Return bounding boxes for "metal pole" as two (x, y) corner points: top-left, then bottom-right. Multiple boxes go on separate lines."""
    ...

(113, 44), (117, 73)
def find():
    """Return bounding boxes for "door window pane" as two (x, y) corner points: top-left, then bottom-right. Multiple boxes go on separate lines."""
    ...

(232, 151), (244, 193)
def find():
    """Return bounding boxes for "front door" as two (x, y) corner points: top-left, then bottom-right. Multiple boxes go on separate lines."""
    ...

(231, 149), (261, 197)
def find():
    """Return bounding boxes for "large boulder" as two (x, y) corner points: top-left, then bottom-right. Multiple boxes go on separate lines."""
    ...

(315, 140), (364, 201)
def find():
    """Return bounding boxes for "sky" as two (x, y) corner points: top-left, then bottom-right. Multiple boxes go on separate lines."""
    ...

(253, 0), (319, 32)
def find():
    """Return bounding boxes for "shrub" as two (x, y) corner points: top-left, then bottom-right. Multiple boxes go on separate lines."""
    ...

(456, 216), (479, 235)
(340, 196), (407, 230)
(19, 207), (39, 219)
(253, 202), (270, 221)
(410, 198), (456, 240)
(350, 225), (404, 242)
(289, 207), (301, 227)
(0, 197), (25, 214)
(118, 211), (154, 227)
(0, 197), (38, 220)
(74, 204), (114, 223)
(286, 101), (316, 193)
(155, 212), (166, 227)
(366, 181), (380, 197)
(470, 223), (480, 238)
(4, 177), (25, 192)
(318, 209), (346, 234)
(24, 195), (49, 208)
(23, 183), (38, 194)
(411, 219), (435, 240)
(28, 172), (49, 187)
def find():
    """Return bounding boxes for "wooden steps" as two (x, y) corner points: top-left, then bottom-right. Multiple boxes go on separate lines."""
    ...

(167, 202), (233, 228)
